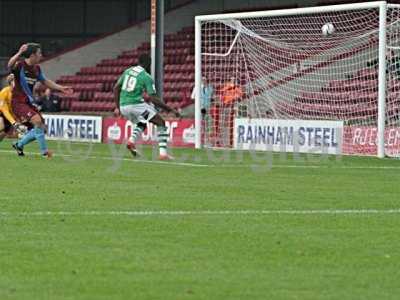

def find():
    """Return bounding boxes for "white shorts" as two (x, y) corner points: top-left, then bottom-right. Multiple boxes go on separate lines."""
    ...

(120, 103), (157, 124)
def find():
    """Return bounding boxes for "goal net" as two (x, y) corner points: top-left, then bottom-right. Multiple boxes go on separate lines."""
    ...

(195, 2), (400, 157)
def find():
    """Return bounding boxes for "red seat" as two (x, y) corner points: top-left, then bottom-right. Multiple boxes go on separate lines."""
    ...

(55, 25), (199, 113)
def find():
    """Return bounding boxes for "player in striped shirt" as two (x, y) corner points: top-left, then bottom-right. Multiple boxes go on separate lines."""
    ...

(9, 43), (73, 157)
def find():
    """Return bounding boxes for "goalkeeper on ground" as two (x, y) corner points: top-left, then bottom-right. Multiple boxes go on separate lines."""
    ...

(0, 74), (26, 142)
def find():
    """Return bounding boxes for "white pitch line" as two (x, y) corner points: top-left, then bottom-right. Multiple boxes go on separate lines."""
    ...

(0, 149), (209, 168)
(1, 209), (400, 217)
(2, 149), (400, 170)
(215, 164), (400, 170)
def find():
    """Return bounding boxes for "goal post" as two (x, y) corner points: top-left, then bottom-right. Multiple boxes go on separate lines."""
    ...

(194, 1), (400, 158)
(378, 1), (387, 158)
(195, 16), (202, 149)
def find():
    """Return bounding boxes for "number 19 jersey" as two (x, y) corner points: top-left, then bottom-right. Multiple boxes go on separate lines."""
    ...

(118, 66), (156, 106)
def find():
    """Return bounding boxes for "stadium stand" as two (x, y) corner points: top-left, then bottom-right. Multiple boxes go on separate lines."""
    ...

(56, 26), (195, 114)
(275, 67), (400, 124)
(54, 11), (392, 125)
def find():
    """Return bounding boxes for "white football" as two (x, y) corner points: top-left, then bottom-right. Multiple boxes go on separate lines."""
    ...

(322, 23), (335, 36)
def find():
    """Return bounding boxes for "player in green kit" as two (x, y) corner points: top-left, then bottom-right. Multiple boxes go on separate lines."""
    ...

(113, 53), (180, 160)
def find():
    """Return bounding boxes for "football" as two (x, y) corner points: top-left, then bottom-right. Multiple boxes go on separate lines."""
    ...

(322, 22), (335, 36)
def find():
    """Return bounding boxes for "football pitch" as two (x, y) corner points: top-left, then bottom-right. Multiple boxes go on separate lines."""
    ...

(1, 139), (400, 300)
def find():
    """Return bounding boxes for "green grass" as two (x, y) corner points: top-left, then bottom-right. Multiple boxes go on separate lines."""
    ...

(1, 139), (400, 300)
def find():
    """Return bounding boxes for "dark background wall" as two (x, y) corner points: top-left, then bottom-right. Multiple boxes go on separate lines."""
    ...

(0, 0), (191, 57)
(1, 0), (395, 58)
